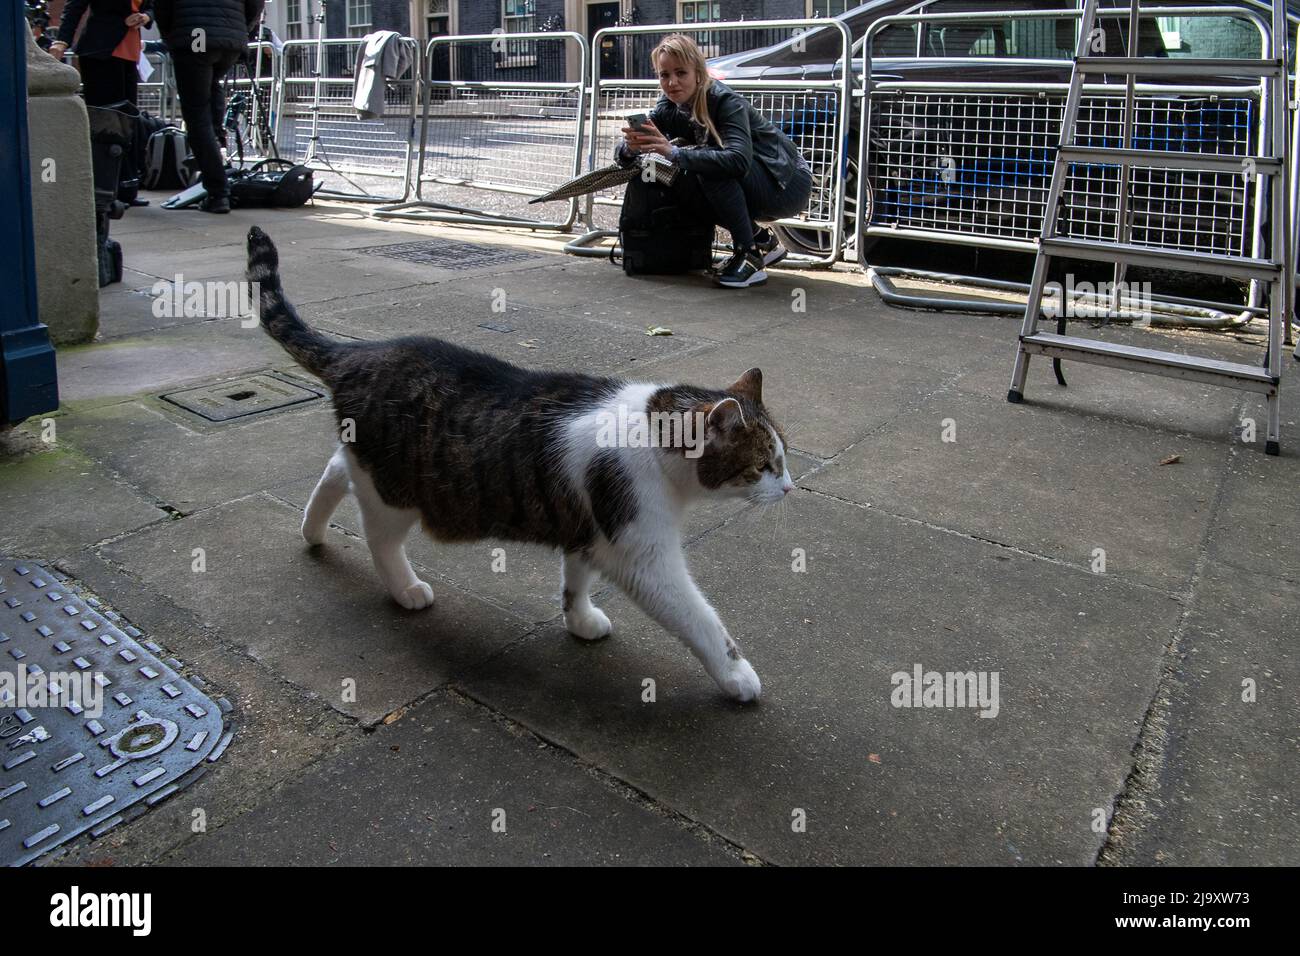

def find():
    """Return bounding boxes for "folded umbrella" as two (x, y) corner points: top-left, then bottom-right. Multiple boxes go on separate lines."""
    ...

(529, 154), (679, 204)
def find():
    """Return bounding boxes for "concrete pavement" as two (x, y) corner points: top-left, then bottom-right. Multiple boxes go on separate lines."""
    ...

(1, 195), (1295, 865)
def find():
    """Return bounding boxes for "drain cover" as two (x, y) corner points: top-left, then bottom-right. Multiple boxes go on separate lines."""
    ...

(358, 239), (540, 270)
(0, 560), (231, 866)
(161, 371), (325, 422)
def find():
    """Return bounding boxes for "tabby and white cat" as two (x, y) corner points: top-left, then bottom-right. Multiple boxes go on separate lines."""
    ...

(246, 227), (792, 701)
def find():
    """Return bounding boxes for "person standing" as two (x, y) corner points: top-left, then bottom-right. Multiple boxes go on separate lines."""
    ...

(48, 1), (155, 107)
(152, 0), (265, 213)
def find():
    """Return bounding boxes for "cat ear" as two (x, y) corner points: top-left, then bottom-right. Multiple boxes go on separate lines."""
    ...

(727, 367), (763, 405)
(706, 397), (746, 433)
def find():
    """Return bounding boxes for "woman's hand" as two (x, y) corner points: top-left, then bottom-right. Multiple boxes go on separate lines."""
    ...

(620, 119), (673, 159)
(47, 41), (68, 59)
(125, 13), (149, 28)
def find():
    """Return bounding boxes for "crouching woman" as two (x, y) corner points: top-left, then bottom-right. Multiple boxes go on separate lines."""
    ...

(616, 33), (813, 288)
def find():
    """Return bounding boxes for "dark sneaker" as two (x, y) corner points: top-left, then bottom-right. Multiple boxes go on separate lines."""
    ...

(713, 248), (767, 288)
(753, 227), (787, 267)
(199, 195), (231, 214)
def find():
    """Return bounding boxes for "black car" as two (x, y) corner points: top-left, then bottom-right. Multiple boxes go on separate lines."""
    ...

(706, 0), (1296, 261)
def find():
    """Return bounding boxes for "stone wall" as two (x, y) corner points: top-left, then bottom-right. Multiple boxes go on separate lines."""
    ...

(26, 26), (98, 345)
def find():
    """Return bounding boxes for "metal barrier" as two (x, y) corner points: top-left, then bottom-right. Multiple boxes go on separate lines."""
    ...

(135, 49), (181, 125)
(276, 36), (421, 202)
(223, 42), (281, 163)
(568, 18), (854, 266)
(373, 31), (589, 229)
(856, 5), (1287, 322)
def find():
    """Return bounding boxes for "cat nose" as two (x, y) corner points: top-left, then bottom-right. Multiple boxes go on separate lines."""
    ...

(781, 482), (794, 495)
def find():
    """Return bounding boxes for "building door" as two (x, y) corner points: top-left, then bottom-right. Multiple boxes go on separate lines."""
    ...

(427, 1), (451, 83)
(588, 2), (621, 79)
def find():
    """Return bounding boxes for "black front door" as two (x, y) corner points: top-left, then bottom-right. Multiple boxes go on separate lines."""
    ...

(588, 2), (622, 79)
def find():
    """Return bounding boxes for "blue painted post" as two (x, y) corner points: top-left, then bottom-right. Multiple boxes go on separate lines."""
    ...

(0, 4), (58, 427)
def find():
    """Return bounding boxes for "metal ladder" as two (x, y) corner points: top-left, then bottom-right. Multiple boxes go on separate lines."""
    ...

(1007, 0), (1291, 455)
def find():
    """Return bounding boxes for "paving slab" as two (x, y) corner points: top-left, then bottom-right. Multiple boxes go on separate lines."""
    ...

(953, 323), (1265, 443)
(804, 384), (1230, 593)
(453, 492), (1183, 865)
(766, 306), (1014, 377)
(97, 494), (532, 725)
(641, 329), (946, 459)
(95, 273), (220, 341)
(457, 262), (842, 345)
(1207, 445), (1300, 585)
(55, 321), (289, 406)
(1116, 563), (1299, 865)
(54, 398), (339, 514)
(164, 691), (741, 866)
(0, 443), (165, 557)
(39, 550), (357, 866)
(308, 284), (712, 375)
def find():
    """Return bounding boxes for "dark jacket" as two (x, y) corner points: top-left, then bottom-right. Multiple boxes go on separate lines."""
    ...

(56, 0), (155, 59)
(152, 0), (264, 55)
(616, 81), (807, 190)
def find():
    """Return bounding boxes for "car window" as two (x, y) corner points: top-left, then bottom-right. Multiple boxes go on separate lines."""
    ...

(873, 23), (919, 56)
(903, 13), (1264, 60)
(1150, 16), (1264, 58)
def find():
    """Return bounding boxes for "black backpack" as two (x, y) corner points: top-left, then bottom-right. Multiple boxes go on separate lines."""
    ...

(615, 174), (715, 276)
(228, 159), (317, 208)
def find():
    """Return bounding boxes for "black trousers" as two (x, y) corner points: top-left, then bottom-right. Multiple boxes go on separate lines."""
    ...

(694, 159), (813, 249)
(79, 55), (138, 107)
(170, 49), (241, 199)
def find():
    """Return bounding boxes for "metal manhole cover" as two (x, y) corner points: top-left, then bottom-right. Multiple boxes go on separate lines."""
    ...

(0, 560), (232, 866)
(160, 371), (325, 422)
(358, 239), (541, 270)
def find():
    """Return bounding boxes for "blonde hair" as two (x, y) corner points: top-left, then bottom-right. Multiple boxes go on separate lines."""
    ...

(651, 34), (721, 147)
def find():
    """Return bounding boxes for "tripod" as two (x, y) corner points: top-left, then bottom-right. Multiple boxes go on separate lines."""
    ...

(300, 0), (375, 198)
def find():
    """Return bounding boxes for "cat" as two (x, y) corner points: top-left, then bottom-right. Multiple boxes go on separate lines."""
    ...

(245, 226), (792, 701)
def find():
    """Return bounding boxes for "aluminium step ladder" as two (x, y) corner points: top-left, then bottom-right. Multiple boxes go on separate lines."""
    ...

(1007, 0), (1292, 455)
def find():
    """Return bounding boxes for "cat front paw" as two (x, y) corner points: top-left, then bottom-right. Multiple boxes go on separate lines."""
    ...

(565, 606), (612, 641)
(394, 580), (435, 611)
(718, 658), (762, 703)
(301, 518), (328, 546)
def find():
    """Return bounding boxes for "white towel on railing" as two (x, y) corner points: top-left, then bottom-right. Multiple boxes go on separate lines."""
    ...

(353, 31), (410, 119)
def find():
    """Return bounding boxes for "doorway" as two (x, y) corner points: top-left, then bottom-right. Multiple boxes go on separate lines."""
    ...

(587, 2), (622, 79)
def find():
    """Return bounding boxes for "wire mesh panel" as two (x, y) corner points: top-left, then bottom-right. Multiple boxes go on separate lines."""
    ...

(389, 32), (587, 228)
(582, 20), (852, 265)
(1063, 95), (1256, 255)
(276, 37), (420, 201)
(865, 88), (1258, 257)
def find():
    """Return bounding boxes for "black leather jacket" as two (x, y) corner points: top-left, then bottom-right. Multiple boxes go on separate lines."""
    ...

(615, 81), (807, 190)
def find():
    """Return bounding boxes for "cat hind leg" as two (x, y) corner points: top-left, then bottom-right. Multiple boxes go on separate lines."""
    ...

(345, 450), (435, 611)
(302, 446), (351, 546)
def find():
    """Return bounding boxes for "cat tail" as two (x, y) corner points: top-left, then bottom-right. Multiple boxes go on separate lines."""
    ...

(245, 226), (340, 381)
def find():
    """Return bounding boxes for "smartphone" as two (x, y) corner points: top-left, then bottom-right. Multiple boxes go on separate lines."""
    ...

(627, 113), (649, 131)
